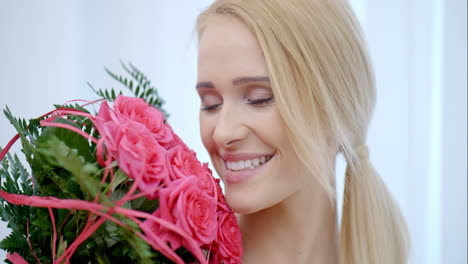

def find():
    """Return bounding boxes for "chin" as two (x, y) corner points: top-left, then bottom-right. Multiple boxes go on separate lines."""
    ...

(224, 186), (276, 215)
(227, 201), (260, 215)
(225, 181), (301, 216)
(224, 189), (259, 214)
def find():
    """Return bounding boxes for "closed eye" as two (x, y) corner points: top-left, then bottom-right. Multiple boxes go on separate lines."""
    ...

(201, 104), (221, 111)
(199, 92), (222, 112)
(247, 97), (275, 106)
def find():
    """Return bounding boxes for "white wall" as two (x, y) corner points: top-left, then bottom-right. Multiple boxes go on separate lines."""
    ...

(0, 1), (466, 263)
(440, 1), (467, 263)
(351, 0), (467, 263)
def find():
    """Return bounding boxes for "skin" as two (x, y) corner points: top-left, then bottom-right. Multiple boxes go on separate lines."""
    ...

(197, 15), (339, 264)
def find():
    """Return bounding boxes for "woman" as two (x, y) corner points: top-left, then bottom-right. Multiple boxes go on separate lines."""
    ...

(195, 0), (409, 263)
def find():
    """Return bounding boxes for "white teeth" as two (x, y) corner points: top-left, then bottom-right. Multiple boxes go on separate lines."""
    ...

(252, 158), (260, 167)
(225, 155), (273, 171)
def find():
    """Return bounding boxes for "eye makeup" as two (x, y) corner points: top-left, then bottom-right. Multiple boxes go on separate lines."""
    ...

(200, 93), (222, 111)
(245, 86), (275, 106)
(197, 79), (275, 112)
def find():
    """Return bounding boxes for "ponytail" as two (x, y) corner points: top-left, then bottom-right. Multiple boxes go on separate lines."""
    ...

(340, 145), (410, 264)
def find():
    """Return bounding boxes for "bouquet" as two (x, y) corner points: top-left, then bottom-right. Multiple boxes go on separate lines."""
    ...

(0, 63), (242, 264)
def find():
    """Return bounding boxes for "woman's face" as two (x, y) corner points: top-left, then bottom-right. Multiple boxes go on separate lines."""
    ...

(197, 16), (301, 214)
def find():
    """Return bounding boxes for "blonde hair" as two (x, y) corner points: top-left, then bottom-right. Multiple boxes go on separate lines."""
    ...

(197, 0), (410, 263)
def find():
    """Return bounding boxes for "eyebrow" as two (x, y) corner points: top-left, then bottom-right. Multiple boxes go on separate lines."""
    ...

(232, 76), (270, 85)
(195, 81), (215, 89)
(196, 76), (270, 90)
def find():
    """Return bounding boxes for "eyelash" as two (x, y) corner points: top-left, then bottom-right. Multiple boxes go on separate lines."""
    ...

(201, 104), (221, 111)
(247, 97), (274, 106)
(201, 97), (274, 111)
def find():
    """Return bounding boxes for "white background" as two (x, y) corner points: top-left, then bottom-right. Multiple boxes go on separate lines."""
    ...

(0, 1), (466, 263)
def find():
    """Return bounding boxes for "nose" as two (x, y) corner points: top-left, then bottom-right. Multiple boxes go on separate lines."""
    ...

(212, 103), (249, 149)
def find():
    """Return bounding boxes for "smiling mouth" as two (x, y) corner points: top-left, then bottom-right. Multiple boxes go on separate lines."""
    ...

(225, 154), (274, 171)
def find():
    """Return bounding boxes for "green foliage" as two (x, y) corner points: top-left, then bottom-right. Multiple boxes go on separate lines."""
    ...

(3, 107), (42, 166)
(0, 64), (198, 263)
(0, 151), (52, 263)
(0, 106), (156, 263)
(91, 61), (170, 119)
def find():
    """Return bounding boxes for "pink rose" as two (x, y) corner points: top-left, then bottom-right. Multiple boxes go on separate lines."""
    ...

(95, 105), (169, 198)
(215, 211), (243, 264)
(170, 129), (191, 151)
(95, 101), (125, 157)
(166, 146), (216, 196)
(95, 97), (172, 199)
(155, 176), (217, 250)
(166, 146), (202, 181)
(116, 121), (169, 199)
(113, 95), (176, 148)
(208, 253), (222, 264)
(213, 178), (230, 212)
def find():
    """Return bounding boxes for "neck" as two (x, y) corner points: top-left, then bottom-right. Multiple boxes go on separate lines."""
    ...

(239, 187), (339, 264)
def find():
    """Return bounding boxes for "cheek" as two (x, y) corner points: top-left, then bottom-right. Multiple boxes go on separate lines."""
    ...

(199, 114), (213, 150)
(255, 109), (289, 149)
(199, 114), (225, 180)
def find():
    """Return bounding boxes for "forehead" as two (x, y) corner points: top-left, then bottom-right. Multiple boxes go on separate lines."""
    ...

(198, 15), (268, 78)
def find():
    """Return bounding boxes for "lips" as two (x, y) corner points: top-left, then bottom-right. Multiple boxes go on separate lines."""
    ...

(220, 152), (275, 184)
